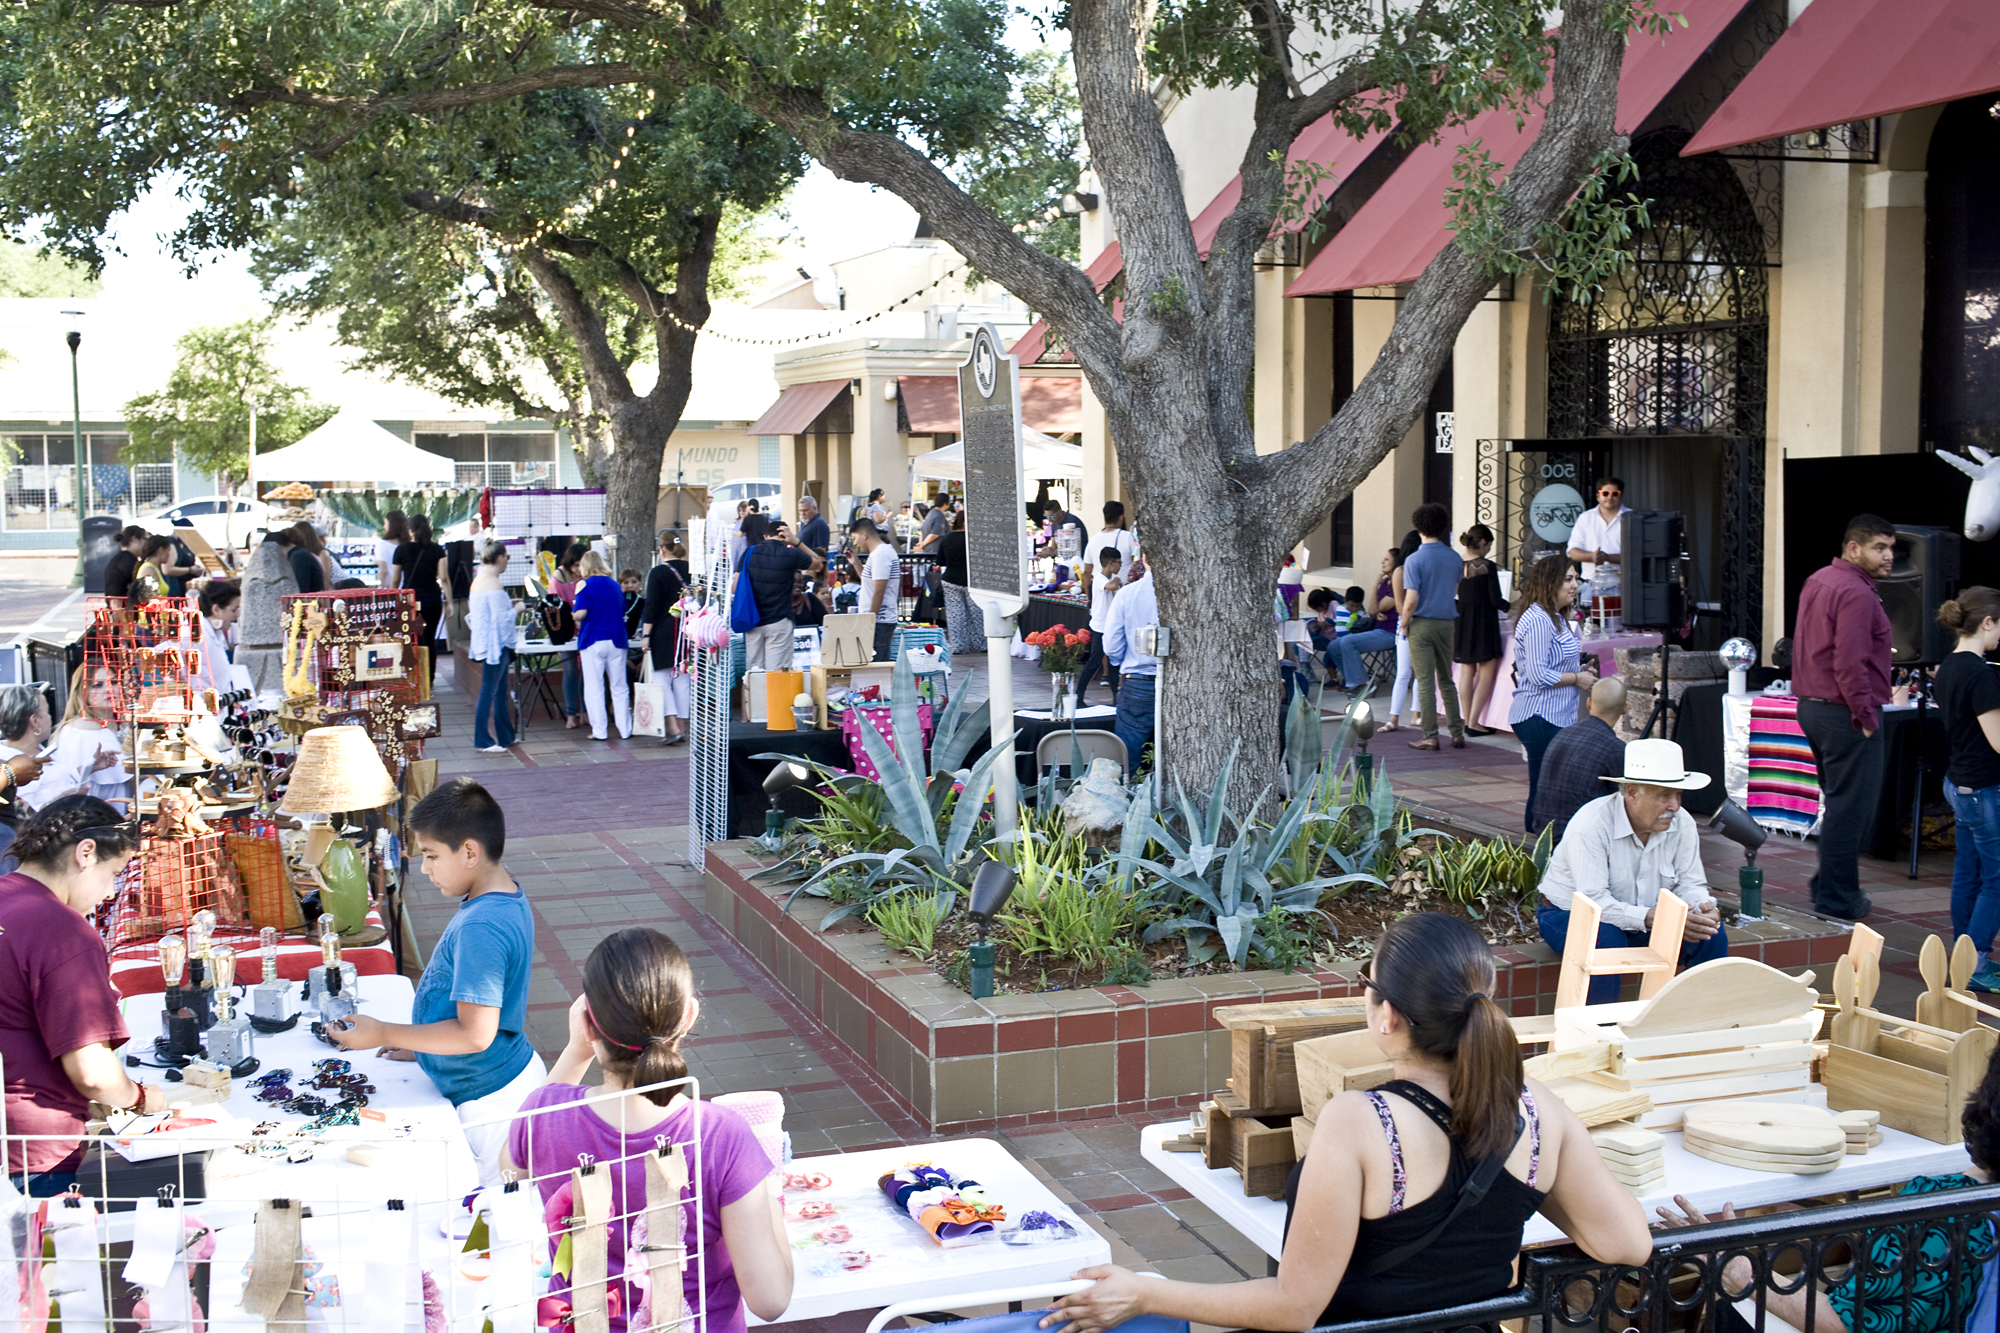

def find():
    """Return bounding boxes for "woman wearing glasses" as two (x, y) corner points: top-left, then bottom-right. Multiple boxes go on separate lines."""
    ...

(0, 796), (165, 1195)
(1041, 913), (1651, 1332)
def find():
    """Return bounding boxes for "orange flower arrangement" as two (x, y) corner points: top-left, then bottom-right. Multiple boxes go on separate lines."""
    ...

(1024, 623), (1090, 674)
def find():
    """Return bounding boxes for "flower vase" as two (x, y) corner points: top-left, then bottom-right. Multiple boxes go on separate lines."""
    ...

(1050, 671), (1077, 720)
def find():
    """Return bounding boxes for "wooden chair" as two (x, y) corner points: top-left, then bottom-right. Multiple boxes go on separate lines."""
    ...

(1554, 892), (1691, 1010)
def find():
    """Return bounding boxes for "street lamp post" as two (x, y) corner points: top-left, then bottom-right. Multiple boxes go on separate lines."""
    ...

(60, 307), (86, 527)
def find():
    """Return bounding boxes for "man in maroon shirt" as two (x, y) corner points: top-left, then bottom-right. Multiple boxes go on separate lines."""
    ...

(1791, 513), (1896, 920)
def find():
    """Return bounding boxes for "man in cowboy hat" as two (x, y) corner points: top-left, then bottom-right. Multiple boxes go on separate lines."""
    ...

(1536, 738), (1729, 1004)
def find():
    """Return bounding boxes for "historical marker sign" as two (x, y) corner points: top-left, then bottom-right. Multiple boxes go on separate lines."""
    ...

(958, 323), (1027, 609)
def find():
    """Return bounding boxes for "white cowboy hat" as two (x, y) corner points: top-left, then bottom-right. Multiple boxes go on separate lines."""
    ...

(1600, 738), (1712, 791)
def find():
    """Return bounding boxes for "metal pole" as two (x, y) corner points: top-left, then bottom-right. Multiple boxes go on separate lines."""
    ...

(984, 600), (1019, 839)
(67, 333), (84, 526)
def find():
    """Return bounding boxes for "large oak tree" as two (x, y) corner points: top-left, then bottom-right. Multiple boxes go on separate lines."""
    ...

(4, 0), (1655, 798)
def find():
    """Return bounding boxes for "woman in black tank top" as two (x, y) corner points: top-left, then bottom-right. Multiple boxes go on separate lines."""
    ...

(1041, 914), (1652, 1333)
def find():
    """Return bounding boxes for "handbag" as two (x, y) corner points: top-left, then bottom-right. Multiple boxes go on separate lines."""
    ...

(729, 564), (761, 635)
(632, 657), (666, 737)
(541, 597), (576, 646)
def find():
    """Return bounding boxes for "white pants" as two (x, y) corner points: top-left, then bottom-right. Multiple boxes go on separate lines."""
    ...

(744, 619), (794, 671)
(664, 669), (691, 720)
(456, 1053), (547, 1188)
(1390, 634), (1414, 719)
(580, 639), (632, 739)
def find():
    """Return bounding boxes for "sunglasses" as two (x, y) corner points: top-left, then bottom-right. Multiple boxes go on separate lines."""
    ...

(1598, 489), (1623, 497)
(1357, 961), (1400, 1015)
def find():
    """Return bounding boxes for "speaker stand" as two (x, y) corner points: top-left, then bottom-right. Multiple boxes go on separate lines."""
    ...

(1641, 641), (1679, 740)
(1909, 672), (1931, 880)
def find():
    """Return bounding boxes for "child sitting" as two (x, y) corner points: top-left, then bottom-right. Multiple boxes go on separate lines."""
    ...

(506, 928), (792, 1333)
(1304, 587), (1342, 654)
(328, 778), (542, 1185)
(1342, 585), (1369, 631)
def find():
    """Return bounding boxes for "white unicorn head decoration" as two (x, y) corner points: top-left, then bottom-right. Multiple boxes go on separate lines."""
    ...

(1941, 447), (2000, 542)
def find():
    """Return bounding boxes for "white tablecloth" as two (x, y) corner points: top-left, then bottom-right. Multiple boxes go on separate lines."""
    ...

(757, 1137), (1112, 1324)
(1139, 1117), (1971, 1257)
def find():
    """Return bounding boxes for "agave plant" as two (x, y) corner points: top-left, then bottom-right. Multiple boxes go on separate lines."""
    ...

(1122, 743), (1384, 969)
(754, 652), (1013, 929)
(318, 487), (480, 534)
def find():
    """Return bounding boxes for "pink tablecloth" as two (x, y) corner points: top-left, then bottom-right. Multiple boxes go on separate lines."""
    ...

(1475, 623), (1664, 734)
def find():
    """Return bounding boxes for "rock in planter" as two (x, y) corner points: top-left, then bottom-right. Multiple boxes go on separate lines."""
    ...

(1062, 757), (1130, 845)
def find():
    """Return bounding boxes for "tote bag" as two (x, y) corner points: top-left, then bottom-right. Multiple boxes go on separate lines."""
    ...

(729, 565), (761, 635)
(632, 657), (667, 737)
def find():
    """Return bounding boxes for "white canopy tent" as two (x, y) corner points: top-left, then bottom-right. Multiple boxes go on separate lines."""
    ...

(252, 407), (457, 485)
(909, 430), (1083, 483)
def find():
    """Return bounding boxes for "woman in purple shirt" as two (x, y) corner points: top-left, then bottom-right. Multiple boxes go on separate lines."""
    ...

(507, 928), (792, 1333)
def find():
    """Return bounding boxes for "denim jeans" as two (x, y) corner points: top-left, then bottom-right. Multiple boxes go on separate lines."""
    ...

(1515, 714), (1563, 833)
(1115, 673), (1157, 776)
(474, 649), (515, 749)
(1337, 628), (1397, 689)
(562, 654), (582, 718)
(1537, 900), (1731, 1004)
(1948, 783), (2000, 953)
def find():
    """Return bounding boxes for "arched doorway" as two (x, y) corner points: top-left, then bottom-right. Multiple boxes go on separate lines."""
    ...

(1922, 95), (2000, 455)
(1544, 127), (1771, 643)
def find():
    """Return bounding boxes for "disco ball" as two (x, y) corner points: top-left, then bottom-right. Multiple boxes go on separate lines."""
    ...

(1720, 637), (1758, 670)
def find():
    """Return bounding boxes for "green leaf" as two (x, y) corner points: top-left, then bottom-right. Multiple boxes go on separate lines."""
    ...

(855, 714), (941, 852)
(943, 728), (1015, 863)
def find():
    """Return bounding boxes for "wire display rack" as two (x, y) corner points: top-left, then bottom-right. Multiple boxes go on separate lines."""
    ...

(488, 488), (609, 539)
(687, 517), (735, 868)
(81, 597), (205, 727)
(276, 589), (431, 772)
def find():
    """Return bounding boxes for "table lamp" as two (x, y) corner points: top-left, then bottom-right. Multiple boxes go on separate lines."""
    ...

(186, 909), (217, 1030)
(252, 925), (290, 1021)
(158, 934), (201, 1057)
(280, 725), (397, 935)
(965, 862), (1018, 1000)
(1708, 798), (1768, 918)
(207, 945), (254, 1065)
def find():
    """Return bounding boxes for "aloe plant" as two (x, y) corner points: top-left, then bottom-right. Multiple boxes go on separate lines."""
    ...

(1123, 743), (1384, 969)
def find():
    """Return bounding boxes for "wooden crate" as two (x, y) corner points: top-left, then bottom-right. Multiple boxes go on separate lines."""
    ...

(1826, 1024), (1996, 1144)
(1214, 998), (1367, 1115)
(1290, 1114), (1315, 1159)
(807, 663), (894, 729)
(1295, 1028), (1394, 1117)
(1202, 1089), (1297, 1197)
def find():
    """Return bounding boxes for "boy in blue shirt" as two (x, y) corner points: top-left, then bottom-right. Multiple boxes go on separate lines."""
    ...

(329, 778), (541, 1184)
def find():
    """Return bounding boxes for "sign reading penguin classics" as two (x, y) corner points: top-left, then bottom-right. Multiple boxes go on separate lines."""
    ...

(958, 323), (1028, 608)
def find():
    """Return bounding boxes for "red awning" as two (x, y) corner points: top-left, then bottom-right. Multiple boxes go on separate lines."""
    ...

(1009, 115), (1393, 364)
(747, 379), (848, 435)
(900, 376), (960, 433)
(896, 376), (1084, 434)
(1287, 0), (1756, 296)
(1683, 0), (2000, 155)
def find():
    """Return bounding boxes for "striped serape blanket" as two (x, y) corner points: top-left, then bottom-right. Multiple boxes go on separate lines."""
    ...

(1747, 695), (1823, 836)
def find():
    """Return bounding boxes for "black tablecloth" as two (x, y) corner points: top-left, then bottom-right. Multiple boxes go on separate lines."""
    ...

(728, 722), (849, 837)
(958, 710), (1120, 787)
(1019, 595), (1089, 636)
(1672, 680), (1945, 859)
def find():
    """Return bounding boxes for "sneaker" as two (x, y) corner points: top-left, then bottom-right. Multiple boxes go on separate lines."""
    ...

(478, 744), (509, 754)
(1970, 960), (2000, 995)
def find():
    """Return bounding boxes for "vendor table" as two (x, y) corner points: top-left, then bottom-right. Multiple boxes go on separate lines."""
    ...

(958, 708), (1120, 787)
(514, 638), (577, 727)
(1019, 595), (1089, 638)
(1476, 623), (1663, 734)
(754, 1136), (1111, 1325)
(1139, 1115), (1971, 1257)
(108, 909), (399, 997)
(731, 720), (849, 836)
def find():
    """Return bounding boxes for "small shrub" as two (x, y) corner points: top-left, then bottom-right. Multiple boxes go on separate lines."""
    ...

(868, 892), (952, 958)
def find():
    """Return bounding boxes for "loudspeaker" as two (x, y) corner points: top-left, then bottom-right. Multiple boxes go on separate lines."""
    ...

(1880, 524), (1961, 666)
(1621, 509), (1688, 630)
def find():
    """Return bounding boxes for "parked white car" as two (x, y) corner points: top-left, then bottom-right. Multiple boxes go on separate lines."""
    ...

(137, 496), (272, 552)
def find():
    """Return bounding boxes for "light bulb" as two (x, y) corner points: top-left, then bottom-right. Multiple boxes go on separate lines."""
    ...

(159, 935), (186, 989)
(260, 926), (279, 984)
(211, 946), (237, 1020)
(190, 909), (217, 958)
(319, 915), (340, 967)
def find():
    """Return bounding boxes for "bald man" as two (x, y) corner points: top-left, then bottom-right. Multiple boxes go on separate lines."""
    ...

(1530, 676), (1630, 841)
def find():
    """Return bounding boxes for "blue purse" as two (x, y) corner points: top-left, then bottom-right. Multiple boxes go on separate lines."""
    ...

(730, 563), (761, 634)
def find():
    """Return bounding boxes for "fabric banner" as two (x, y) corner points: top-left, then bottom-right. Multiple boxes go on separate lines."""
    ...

(1747, 695), (1824, 837)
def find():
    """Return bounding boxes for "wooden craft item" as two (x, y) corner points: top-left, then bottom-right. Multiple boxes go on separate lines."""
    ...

(1526, 1043), (1613, 1082)
(1508, 1012), (1558, 1047)
(1952, 935), (1978, 992)
(1916, 935), (1953, 1031)
(1858, 949), (1883, 1050)
(1681, 1102), (1843, 1147)
(1833, 1110), (1880, 1133)
(1604, 1165), (1667, 1192)
(1618, 957), (1818, 1038)
(1216, 998), (1369, 1114)
(1204, 1091), (1297, 1195)
(1291, 1115), (1315, 1159)
(1590, 1123), (1667, 1158)
(1845, 1134), (1883, 1155)
(820, 613), (875, 667)
(1682, 1139), (1843, 1174)
(1848, 922), (1885, 968)
(1294, 1028), (1394, 1116)
(1555, 891), (1688, 1011)
(1543, 1077), (1651, 1127)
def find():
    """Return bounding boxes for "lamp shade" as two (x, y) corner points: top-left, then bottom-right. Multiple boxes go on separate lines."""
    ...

(280, 726), (399, 814)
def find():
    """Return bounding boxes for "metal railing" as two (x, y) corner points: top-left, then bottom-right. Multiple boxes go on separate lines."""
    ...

(1300, 1181), (2000, 1333)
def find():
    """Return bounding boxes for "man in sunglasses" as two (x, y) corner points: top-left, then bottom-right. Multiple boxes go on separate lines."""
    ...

(1567, 477), (1631, 628)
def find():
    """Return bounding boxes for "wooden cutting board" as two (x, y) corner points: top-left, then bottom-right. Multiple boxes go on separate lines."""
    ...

(1545, 1078), (1652, 1128)
(1680, 1103), (1846, 1156)
(1620, 958), (1818, 1038)
(1683, 1137), (1843, 1174)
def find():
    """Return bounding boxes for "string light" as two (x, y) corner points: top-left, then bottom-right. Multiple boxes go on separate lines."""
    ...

(499, 87), (659, 253)
(655, 264), (974, 348)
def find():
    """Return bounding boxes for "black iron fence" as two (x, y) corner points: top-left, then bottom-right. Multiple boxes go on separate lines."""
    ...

(1302, 1181), (2000, 1333)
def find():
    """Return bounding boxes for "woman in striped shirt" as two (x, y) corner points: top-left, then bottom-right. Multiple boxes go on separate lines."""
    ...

(1508, 555), (1597, 831)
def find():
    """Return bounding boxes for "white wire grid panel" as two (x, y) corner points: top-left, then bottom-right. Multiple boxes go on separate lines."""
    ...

(688, 522), (736, 868)
(1, 1072), (708, 1332)
(496, 537), (533, 589)
(488, 490), (609, 540)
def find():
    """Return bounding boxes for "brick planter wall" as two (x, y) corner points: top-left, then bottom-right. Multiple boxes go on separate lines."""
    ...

(704, 840), (1859, 1134)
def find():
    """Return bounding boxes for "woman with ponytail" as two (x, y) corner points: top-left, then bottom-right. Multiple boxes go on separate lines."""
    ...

(1044, 913), (1650, 1333)
(1934, 588), (2000, 994)
(505, 928), (792, 1333)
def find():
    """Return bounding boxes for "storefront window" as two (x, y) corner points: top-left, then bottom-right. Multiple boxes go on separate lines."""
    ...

(3, 434), (77, 530)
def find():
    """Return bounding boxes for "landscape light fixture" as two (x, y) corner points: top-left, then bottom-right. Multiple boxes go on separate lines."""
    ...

(1346, 697), (1377, 795)
(761, 761), (810, 842)
(965, 862), (1018, 1000)
(1060, 192), (1099, 214)
(1708, 798), (1768, 918)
